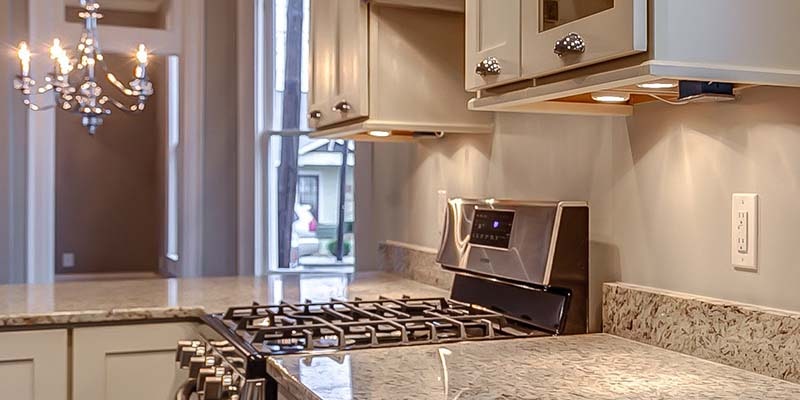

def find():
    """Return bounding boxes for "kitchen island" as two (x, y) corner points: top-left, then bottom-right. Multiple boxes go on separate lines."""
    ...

(0, 271), (448, 328)
(268, 333), (800, 400)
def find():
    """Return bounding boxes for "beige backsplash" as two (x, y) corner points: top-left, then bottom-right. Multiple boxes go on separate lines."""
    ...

(377, 241), (453, 290)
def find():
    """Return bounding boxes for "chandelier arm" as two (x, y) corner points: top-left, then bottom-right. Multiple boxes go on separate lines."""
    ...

(54, 91), (83, 114)
(14, 77), (58, 96)
(19, 94), (55, 111)
(102, 95), (146, 113)
(98, 62), (150, 98)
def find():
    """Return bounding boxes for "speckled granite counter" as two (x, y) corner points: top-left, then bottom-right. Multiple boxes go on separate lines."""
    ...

(268, 333), (800, 400)
(0, 272), (447, 328)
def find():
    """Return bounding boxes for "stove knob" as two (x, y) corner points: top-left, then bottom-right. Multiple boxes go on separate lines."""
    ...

(176, 340), (202, 363)
(201, 377), (223, 400)
(188, 355), (206, 378)
(196, 367), (215, 393)
(175, 340), (192, 362)
(178, 345), (204, 368)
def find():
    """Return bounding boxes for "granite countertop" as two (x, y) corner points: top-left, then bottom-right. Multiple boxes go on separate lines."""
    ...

(0, 271), (447, 328)
(268, 333), (800, 400)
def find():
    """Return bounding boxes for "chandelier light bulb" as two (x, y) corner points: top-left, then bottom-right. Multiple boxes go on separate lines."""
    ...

(17, 42), (31, 76)
(50, 38), (65, 60)
(135, 44), (148, 65)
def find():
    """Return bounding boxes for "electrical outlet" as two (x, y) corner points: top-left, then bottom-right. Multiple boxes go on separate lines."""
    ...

(437, 190), (448, 238)
(62, 252), (75, 268)
(731, 194), (757, 271)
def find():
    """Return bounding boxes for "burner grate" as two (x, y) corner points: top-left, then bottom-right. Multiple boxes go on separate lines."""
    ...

(217, 296), (546, 355)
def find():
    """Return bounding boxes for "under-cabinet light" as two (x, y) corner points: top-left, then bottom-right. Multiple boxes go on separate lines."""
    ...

(591, 91), (630, 104)
(636, 81), (678, 90)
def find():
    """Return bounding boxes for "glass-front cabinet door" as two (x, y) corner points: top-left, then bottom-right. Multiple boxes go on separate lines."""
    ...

(521, 0), (646, 77)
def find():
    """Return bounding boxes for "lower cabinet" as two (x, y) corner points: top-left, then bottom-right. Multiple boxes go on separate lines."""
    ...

(72, 322), (198, 400)
(0, 329), (68, 400)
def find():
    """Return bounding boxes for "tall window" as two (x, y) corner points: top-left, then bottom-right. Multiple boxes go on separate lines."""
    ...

(166, 55), (180, 261)
(267, 0), (356, 270)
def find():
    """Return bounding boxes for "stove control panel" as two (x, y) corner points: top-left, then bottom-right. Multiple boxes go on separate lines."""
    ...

(469, 209), (514, 249)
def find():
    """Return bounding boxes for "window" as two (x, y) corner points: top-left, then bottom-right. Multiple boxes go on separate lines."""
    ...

(166, 55), (180, 261)
(265, 0), (356, 270)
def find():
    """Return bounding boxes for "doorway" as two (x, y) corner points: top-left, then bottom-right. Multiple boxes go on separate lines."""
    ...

(54, 53), (178, 278)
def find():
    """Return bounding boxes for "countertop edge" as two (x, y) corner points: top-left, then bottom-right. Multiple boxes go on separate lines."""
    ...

(0, 306), (208, 329)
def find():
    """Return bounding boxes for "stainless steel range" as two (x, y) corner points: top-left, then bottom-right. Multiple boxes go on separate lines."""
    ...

(175, 199), (589, 400)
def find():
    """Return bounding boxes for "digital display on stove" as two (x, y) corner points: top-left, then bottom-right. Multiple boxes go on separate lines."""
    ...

(469, 209), (515, 249)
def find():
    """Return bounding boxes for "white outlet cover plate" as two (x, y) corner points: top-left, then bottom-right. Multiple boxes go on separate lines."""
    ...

(731, 193), (758, 271)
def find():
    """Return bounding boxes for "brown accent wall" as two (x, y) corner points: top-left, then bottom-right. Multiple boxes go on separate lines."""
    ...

(55, 54), (165, 274)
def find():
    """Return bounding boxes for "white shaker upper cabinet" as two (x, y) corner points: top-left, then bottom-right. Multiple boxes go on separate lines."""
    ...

(520, 0), (646, 77)
(308, 0), (369, 129)
(465, 0), (521, 91)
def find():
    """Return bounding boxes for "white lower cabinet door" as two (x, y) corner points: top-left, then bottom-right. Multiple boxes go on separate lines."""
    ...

(72, 322), (198, 400)
(0, 329), (68, 400)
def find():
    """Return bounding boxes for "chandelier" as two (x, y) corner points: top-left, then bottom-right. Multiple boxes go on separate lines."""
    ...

(12, 0), (153, 134)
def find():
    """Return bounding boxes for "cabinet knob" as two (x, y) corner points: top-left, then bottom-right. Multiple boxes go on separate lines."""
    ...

(554, 32), (586, 57)
(475, 57), (502, 76)
(308, 110), (322, 120)
(332, 101), (352, 113)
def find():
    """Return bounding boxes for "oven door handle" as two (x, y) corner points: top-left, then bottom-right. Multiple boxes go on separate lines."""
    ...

(175, 379), (197, 400)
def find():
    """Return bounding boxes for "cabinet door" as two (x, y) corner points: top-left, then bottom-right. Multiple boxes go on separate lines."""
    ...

(308, 0), (369, 129)
(73, 323), (198, 400)
(0, 330), (68, 400)
(521, 0), (646, 77)
(465, 0), (521, 91)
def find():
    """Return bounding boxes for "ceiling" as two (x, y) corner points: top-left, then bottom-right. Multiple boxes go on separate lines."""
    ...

(64, 0), (167, 13)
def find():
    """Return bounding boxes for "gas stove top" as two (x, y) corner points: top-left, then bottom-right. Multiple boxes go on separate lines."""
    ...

(176, 199), (590, 400)
(211, 295), (547, 356)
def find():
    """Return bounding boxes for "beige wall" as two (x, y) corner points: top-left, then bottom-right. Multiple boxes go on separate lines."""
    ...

(55, 54), (164, 274)
(613, 86), (800, 309)
(369, 86), (800, 330)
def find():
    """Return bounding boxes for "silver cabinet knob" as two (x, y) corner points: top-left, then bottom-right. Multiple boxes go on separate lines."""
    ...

(332, 101), (352, 113)
(475, 56), (502, 76)
(308, 110), (322, 119)
(554, 32), (586, 57)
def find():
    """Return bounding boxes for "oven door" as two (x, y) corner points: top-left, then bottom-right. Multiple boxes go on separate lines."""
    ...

(520, 0), (646, 78)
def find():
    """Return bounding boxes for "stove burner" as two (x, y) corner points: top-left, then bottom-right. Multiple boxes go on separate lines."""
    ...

(213, 296), (548, 355)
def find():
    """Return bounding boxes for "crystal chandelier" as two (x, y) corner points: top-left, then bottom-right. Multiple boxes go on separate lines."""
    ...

(12, 0), (153, 134)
